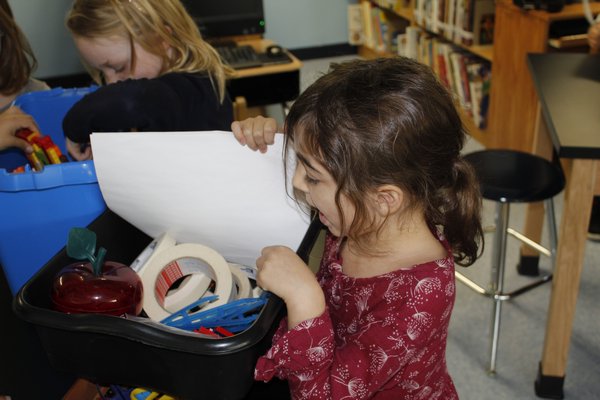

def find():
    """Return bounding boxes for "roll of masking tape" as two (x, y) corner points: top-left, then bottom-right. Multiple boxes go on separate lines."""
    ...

(131, 234), (212, 313)
(228, 263), (252, 299)
(163, 273), (212, 313)
(130, 233), (176, 273)
(139, 243), (234, 321)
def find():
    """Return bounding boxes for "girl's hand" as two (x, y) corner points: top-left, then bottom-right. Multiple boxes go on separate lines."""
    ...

(66, 137), (92, 161)
(256, 246), (326, 328)
(231, 116), (279, 153)
(0, 107), (38, 152)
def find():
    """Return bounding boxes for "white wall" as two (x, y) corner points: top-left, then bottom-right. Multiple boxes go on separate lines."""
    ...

(8, 0), (84, 79)
(9, 0), (353, 79)
(263, 0), (353, 49)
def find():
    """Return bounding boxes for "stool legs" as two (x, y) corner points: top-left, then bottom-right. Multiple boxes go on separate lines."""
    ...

(488, 201), (510, 374)
(544, 199), (558, 269)
(454, 198), (558, 374)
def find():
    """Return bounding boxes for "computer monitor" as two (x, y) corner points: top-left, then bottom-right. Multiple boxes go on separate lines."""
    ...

(181, 0), (266, 39)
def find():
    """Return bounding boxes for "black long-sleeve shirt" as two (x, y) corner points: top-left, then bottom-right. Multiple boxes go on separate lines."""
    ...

(63, 72), (233, 143)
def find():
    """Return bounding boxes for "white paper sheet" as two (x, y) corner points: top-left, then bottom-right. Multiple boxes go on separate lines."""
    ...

(90, 131), (310, 267)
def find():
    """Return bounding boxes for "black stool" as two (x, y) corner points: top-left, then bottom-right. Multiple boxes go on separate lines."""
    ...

(457, 149), (565, 374)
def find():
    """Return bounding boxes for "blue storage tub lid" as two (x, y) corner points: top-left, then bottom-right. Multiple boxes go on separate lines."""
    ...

(14, 86), (98, 105)
(0, 161), (98, 192)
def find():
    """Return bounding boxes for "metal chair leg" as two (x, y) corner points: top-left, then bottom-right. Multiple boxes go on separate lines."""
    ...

(488, 201), (510, 374)
(454, 197), (559, 374)
(545, 198), (558, 268)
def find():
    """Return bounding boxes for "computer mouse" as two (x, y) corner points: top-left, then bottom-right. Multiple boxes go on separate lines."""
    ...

(266, 45), (284, 58)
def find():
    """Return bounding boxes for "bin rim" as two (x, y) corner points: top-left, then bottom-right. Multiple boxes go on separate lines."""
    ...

(0, 161), (98, 192)
(13, 85), (98, 104)
(13, 288), (285, 356)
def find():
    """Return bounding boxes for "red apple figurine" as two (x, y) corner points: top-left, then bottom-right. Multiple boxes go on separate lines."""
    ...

(51, 227), (143, 316)
(52, 260), (143, 316)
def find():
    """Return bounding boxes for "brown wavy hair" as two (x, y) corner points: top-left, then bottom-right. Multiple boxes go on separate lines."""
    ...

(66, 0), (232, 102)
(0, 0), (37, 95)
(284, 57), (484, 266)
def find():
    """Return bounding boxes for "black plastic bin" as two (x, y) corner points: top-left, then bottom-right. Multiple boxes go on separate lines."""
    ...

(13, 210), (322, 400)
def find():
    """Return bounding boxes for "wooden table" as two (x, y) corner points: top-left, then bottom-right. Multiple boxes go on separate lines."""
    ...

(226, 38), (303, 120)
(527, 53), (600, 399)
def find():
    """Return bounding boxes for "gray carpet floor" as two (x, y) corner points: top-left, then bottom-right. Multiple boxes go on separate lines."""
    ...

(449, 139), (600, 400)
(296, 55), (600, 399)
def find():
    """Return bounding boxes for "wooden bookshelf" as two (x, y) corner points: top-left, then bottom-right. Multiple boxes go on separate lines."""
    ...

(469, 44), (493, 61)
(357, 0), (600, 152)
(356, 0), (492, 145)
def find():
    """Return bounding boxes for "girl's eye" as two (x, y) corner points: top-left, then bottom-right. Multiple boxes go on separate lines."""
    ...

(305, 176), (319, 185)
(114, 66), (126, 73)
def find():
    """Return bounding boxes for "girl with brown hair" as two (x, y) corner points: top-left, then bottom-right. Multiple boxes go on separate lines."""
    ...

(249, 57), (484, 399)
(0, 0), (46, 152)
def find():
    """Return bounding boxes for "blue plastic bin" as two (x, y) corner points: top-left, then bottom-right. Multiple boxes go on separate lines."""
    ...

(0, 162), (106, 295)
(0, 86), (97, 171)
(0, 86), (104, 295)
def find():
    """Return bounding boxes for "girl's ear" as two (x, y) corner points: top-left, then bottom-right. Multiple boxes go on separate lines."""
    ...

(373, 185), (404, 217)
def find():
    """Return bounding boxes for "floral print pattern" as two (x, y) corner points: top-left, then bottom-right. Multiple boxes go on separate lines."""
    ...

(255, 231), (459, 399)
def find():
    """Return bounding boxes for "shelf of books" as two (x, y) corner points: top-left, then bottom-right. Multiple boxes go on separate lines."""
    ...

(349, 0), (413, 55)
(423, 36), (491, 142)
(350, 0), (494, 144)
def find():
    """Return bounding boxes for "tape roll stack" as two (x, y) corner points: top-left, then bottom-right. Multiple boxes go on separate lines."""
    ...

(132, 234), (253, 321)
(229, 263), (252, 299)
(131, 234), (211, 313)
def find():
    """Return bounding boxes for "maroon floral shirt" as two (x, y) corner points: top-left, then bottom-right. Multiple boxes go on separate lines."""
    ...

(255, 231), (459, 400)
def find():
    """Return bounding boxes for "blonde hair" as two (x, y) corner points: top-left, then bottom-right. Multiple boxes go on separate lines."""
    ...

(66, 0), (232, 102)
(0, 0), (38, 95)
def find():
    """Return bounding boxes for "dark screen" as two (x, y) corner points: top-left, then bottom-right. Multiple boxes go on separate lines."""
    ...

(181, 0), (265, 39)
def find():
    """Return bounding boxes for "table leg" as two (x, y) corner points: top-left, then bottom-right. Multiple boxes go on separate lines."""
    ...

(519, 202), (545, 274)
(535, 158), (597, 399)
(520, 104), (557, 274)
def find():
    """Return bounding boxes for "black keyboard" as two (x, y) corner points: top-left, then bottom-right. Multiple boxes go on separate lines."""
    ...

(215, 45), (262, 70)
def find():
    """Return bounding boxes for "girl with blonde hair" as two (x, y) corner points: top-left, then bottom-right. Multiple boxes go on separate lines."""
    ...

(63, 0), (234, 160)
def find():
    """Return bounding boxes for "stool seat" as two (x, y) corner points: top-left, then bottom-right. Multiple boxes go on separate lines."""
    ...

(464, 149), (565, 203)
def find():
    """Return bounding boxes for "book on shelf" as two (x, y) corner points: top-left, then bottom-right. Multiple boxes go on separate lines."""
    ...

(439, 41), (457, 94)
(449, 50), (471, 113)
(415, 36), (491, 129)
(459, 0), (495, 46)
(472, 0), (495, 46)
(443, 0), (456, 41)
(372, 6), (386, 52)
(454, 0), (468, 45)
(468, 62), (491, 129)
(397, 25), (421, 59)
(357, 1), (410, 54)
(435, 42), (451, 89)
(414, 0), (495, 46)
(361, 1), (375, 49)
(348, 3), (366, 45)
